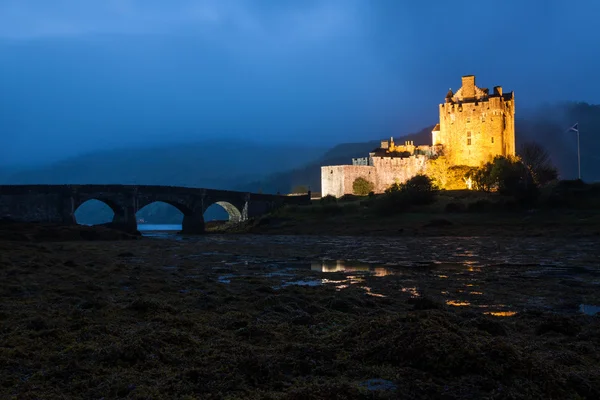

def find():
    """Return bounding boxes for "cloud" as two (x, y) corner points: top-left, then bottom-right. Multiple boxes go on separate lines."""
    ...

(0, 0), (361, 43)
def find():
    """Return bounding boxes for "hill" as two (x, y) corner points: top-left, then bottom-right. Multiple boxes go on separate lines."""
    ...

(1, 140), (326, 224)
(236, 125), (434, 194)
(241, 102), (600, 195)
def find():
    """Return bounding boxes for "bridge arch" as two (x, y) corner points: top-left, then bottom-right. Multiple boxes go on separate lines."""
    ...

(135, 200), (187, 229)
(204, 201), (244, 223)
(73, 198), (123, 225)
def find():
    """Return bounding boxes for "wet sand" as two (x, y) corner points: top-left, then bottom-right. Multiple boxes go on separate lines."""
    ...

(1, 231), (600, 399)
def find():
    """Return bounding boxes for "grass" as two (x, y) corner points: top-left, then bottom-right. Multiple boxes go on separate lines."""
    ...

(1, 229), (600, 398)
(238, 190), (600, 237)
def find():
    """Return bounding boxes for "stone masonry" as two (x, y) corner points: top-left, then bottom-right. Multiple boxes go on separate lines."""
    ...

(321, 75), (515, 197)
(0, 185), (310, 233)
(433, 75), (515, 167)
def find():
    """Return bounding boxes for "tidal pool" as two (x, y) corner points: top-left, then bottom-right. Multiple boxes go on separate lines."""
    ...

(144, 234), (600, 316)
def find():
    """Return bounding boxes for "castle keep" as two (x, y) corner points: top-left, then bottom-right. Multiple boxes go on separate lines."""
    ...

(321, 75), (516, 197)
(434, 75), (515, 167)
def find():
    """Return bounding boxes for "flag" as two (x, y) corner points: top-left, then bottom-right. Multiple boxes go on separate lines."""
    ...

(568, 123), (579, 133)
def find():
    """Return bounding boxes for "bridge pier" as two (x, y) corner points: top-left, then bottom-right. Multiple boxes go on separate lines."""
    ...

(110, 209), (139, 234)
(0, 185), (311, 233)
(181, 211), (205, 234)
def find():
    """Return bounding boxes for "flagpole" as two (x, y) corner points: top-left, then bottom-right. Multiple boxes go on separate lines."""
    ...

(577, 122), (581, 180)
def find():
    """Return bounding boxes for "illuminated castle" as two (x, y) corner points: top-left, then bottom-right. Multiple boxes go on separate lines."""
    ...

(321, 75), (516, 197)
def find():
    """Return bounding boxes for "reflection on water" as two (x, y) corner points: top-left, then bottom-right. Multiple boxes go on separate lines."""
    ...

(139, 224), (182, 238)
(485, 311), (518, 317)
(447, 300), (471, 306)
(311, 260), (395, 276)
(579, 304), (600, 316)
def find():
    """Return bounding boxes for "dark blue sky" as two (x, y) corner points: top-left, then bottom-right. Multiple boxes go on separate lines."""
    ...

(1, 0), (599, 165)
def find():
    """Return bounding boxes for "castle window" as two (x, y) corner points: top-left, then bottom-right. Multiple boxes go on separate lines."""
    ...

(491, 137), (494, 144)
(467, 138), (471, 145)
(466, 117), (471, 123)
(467, 131), (471, 137)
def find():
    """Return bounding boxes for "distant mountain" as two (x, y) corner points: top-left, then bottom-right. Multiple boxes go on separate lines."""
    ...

(516, 102), (600, 182)
(234, 125), (433, 194)
(240, 102), (600, 194)
(1, 140), (326, 224)
(2, 140), (325, 187)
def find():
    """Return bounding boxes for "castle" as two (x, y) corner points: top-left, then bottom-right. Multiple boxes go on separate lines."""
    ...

(321, 75), (516, 197)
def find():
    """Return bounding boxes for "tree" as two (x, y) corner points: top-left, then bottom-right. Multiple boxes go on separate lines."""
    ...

(385, 174), (438, 205)
(468, 155), (539, 205)
(519, 141), (559, 186)
(291, 185), (309, 194)
(352, 177), (375, 196)
(426, 156), (449, 189)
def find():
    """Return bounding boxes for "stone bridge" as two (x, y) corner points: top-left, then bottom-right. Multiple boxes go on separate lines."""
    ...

(0, 185), (310, 233)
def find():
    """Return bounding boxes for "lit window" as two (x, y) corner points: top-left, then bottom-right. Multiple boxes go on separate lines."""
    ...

(467, 138), (471, 145)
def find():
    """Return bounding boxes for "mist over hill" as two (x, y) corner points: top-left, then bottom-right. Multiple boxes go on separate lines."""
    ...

(242, 102), (600, 194)
(0, 140), (326, 224)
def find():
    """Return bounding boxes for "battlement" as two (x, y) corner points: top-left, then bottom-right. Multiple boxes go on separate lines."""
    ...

(320, 74), (516, 196)
(436, 75), (515, 166)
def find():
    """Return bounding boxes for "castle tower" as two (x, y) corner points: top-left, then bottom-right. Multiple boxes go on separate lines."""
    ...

(433, 75), (515, 167)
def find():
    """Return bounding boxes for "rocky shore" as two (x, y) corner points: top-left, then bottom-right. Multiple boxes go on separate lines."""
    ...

(1, 224), (599, 399)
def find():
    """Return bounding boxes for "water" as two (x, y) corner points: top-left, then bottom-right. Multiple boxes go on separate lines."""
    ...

(138, 224), (181, 234)
(136, 233), (600, 315)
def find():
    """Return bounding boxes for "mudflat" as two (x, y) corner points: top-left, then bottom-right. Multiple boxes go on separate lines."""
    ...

(1, 230), (599, 399)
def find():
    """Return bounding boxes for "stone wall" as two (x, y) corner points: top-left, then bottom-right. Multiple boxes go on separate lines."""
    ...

(321, 165), (376, 197)
(0, 193), (68, 223)
(321, 156), (427, 197)
(438, 96), (515, 167)
(370, 156), (428, 192)
(0, 185), (309, 232)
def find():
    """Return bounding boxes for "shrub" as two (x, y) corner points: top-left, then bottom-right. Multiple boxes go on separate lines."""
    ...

(339, 194), (358, 202)
(468, 155), (539, 207)
(391, 174), (438, 205)
(352, 177), (375, 196)
(320, 195), (337, 205)
(373, 174), (438, 214)
(291, 185), (309, 194)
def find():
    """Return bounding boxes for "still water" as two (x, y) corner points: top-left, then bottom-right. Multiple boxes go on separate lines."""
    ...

(138, 224), (181, 233)
(138, 227), (600, 316)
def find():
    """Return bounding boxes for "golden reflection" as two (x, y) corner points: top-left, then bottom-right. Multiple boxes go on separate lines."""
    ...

(485, 311), (517, 317)
(446, 300), (471, 306)
(362, 286), (387, 297)
(401, 287), (420, 297)
(470, 291), (483, 295)
(311, 261), (394, 276)
(438, 275), (448, 279)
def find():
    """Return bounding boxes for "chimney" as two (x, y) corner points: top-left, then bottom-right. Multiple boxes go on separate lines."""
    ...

(461, 75), (476, 98)
(493, 86), (503, 96)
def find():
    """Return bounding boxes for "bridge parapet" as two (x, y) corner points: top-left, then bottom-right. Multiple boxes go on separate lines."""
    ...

(0, 185), (310, 233)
